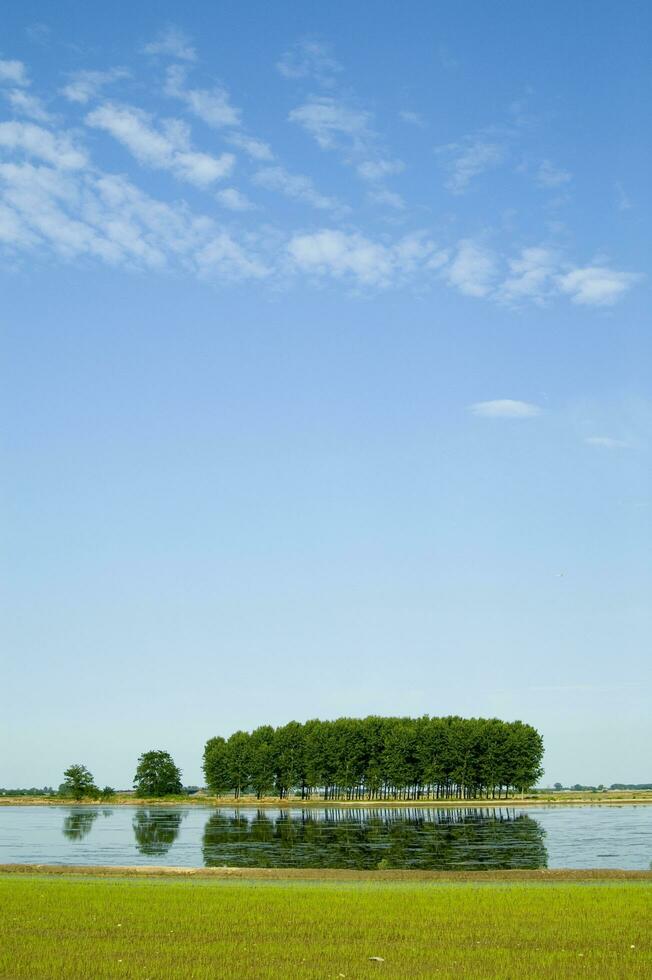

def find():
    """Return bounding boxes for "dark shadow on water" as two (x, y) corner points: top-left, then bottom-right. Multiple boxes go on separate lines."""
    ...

(133, 808), (184, 857)
(62, 809), (100, 841)
(202, 807), (548, 870)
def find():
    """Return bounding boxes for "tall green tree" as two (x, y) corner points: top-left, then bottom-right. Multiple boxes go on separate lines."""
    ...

(61, 764), (98, 801)
(203, 736), (231, 795)
(133, 750), (182, 797)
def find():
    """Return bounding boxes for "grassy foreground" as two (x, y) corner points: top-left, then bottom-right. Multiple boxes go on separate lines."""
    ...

(1, 875), (651, 978)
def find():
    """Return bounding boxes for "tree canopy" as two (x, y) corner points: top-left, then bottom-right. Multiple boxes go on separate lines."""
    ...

(133, 750), (183, 797)
(61, 764), (98, 801)
(204, 716), (544, 801)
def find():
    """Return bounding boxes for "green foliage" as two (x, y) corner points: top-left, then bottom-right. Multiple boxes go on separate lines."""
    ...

(203, 716), (545, 800)
(133, 750), (183, 797)
(61, 764), (98, 801)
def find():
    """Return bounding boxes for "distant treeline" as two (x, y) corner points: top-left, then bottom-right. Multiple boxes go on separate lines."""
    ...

(0, 787), (55, 797)
(203, 716), (544, 801)
(556, 783), (652, 792)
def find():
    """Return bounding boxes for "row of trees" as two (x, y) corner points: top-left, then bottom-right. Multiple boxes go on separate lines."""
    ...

(203, 716), (544, 801)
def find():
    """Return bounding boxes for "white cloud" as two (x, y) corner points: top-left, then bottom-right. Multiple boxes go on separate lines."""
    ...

(446, 239), (497, 297)
(143, 27), (197, 62)
(85, 103), (234, 187)
(0, 59), (29, 87)
(438, 139), (504, 193)
(585, 436), (632, 449)
(225, 132), (273, 161)
(216, 187), (254, 211)
(253, 166), (345, 212)
(0, 159), (269, 281)
(556, 265), (643, 306)
(60, 68), (130, 105)
(498, 246), (558, 304)
(164, 66), (241, 129)
(536, 160), (572, 188)
(0, 121), (87, 169)
(288, 229), (393, 284)
(368, 188), (405, 210)
(289, 97), (371, 151)
(399, 110), (425, 128)
(470, 399), (542, 418)
(287, 228), (443, 287)
(276, 40), (341, 84)
(194, 233), (269, 280)
(357, 158), (404, 181)
(4, 89), (52, 122)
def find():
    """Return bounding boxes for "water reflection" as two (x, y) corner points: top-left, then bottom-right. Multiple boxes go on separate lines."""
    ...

(132, 809), (184, 857)
(202, 807), (548, 870)
(62, 809), (100, 841)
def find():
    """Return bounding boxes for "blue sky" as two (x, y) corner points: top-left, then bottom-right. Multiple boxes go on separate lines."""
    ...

(1, 0), (650, 788)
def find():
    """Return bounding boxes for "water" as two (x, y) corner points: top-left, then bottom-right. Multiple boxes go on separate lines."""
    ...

(0, 805), (650, 870)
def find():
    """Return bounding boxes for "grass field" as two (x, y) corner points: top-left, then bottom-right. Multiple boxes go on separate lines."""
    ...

(2, 874), (650, 978)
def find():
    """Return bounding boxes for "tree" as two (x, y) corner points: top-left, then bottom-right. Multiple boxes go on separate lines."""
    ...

(133, 750), (183, 797)
(203, 736), (231, 796)
(61, 764), (98, 801)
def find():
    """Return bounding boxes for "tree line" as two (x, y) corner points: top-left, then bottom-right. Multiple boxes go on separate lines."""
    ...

(203, 716), (544, 801)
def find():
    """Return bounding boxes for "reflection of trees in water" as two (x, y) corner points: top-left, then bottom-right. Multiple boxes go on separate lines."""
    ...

(62, 809), (100, 841)
(202, 808), (548, 870)
(132, 809), (184, 857)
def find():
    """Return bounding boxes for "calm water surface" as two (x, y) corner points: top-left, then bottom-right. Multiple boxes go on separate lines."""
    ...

(0, 805), (650, 870)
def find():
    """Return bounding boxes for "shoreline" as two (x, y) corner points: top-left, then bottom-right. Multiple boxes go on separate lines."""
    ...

(2, 794), (652, 808)
(2, 864), (652, 881)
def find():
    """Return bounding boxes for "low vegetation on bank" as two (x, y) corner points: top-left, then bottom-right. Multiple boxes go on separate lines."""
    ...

(1, 875), (650, 978)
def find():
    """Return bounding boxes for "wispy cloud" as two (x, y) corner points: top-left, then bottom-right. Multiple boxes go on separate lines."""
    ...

(399, 110), (426, 128)
(0, 121), (87, 169)
(60, 68), (130, 105)
(446, 239), (497, 297)
(253, 166), (345, 212)
(585, 436), (632, 449)
(289, 97), (371, 152)
(288, 229), (443, 287)
(225, 132), (273, 161)
(0, 161), (269, 280)
(164, 65), (241, 129)
(216, 187), (254, 211)
(498, 246), (558, 305)
(143, 26), (197, 62)
(437, 137), (505, 193)
(4, 88), (52, 123)
(556, 265), (643, 306)
(470, 399), (542, 418)
(0, 59), (29, 87)
(85, 103), (234, 187)
(276, 39), (341, 85)
(536, 159), (572, 188)
(356, 158), (404, 181)
(367, 187), (405, 210)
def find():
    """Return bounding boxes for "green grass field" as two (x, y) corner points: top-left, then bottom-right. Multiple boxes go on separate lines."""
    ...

(1, 875), (651, 978)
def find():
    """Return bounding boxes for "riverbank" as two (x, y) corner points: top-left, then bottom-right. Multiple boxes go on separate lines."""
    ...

(2, 790), (652, 807)
(2, 864), (652, 880)
(1, 874), (650, 978)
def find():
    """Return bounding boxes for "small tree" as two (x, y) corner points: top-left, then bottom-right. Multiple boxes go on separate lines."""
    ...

(133, 750), (183, 797)
(61, 764), (98, 801)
